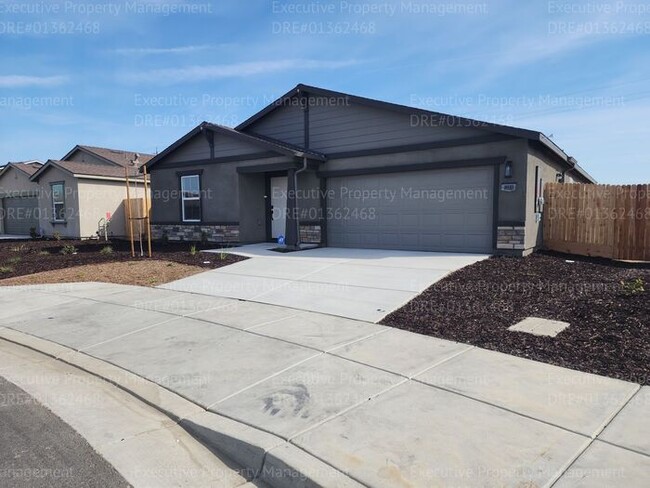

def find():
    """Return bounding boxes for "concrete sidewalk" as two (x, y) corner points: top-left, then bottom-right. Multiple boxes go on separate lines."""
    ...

(0, 282), (648, 487)
(0, 340), (253, 488)
(162, 244), (488, 322)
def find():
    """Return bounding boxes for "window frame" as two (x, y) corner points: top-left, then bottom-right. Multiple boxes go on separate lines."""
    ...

(51, 181), (66, 222)
(180, 174), (201, 223)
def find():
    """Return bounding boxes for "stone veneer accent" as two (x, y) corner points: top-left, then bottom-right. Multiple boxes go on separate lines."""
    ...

(300, 224), (322, 244)
(496, 226), (525, 250)
(152, 224), (239, 243)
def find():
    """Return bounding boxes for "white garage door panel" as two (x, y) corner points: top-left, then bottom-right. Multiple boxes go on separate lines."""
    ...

(327, 166), (493, 252)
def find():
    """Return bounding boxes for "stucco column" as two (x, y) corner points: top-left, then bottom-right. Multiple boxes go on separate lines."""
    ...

(284, 168), (299, 248)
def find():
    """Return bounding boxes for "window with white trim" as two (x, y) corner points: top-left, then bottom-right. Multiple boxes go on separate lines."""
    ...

(51, 182), (66, 221)
(181, 175), (201, 222)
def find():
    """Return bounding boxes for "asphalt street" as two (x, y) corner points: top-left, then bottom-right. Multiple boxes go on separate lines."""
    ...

(0, 376), (130, 488)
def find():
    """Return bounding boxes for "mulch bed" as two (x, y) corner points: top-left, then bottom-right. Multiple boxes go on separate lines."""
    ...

(0, 239), (246, 280)
(381, 252), (650, 385)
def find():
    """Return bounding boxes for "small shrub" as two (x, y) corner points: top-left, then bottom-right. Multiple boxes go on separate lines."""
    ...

(161, 230), (169, 244)
(0, 266), (14, 274)
(621, 278), (645, 295)
(60, 245), (77, 255)
(10, 244), (27, 252)
(52, 231), (62, 241)
(219, 241), (232, 261)
(100, 245), (114, 255)
(7, 256), (21, 264)
(29, 227), (39, 239)
(189, 244), (198, 256)
(200, 231), (209, 246)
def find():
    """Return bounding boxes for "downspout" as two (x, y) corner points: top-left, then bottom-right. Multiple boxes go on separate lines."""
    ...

(563, 156), (578, 183)
(293, 155), (308, 248)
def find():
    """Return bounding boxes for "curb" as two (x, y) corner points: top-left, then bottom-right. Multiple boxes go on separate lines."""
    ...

(0, 328), (364, 488)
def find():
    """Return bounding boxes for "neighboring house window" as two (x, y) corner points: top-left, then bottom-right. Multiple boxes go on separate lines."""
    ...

(181, 175), (201, 222)
(51, 182), (65, 221)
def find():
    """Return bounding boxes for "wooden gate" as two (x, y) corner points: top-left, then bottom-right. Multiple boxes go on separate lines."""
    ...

(543, 183), (650, 261)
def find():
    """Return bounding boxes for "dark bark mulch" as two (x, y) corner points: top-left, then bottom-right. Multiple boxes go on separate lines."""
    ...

(0, 239), (245, 280)
(381, 252), (650, 385)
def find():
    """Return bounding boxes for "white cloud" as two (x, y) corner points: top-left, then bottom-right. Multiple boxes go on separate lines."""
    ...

(112, 45), (219, 55)
(120, 59), (359, 84)
(0, 75), (68, 88)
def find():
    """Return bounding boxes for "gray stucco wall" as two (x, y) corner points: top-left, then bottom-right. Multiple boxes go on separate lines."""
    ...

(238, 173), (266, 242)
(525, 144), (566, 250)
(35, 167), (80, 238)
(65, 149), (114, 167)
(150, 153), (291, 224)
(0, 167), (40, 198)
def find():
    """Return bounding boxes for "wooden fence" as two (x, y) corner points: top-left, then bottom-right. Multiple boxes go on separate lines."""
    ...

(123, 197), (150, 238)
(543, 183), (650, 261)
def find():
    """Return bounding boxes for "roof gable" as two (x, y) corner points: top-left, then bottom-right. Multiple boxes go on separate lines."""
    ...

(62, 145), (153, 168)
(30, 159), (142, 182)
(145, 122), (326, 170)
(0, 161), (43, 178)
(235, 83), (594, 183)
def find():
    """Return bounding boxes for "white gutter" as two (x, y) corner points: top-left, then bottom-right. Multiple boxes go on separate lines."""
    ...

(74, 174), (144, 183)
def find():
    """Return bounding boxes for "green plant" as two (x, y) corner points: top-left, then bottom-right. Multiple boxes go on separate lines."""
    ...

(161, 230), (169, 244)
(200, 231), (209, 246)
(38, 250), (49, 256)
(0, 266), (14, 274)
(10, 244), (27, 252)
(189, 244), (198, 256)
(7, 256), (21, 264)
(100, 245), (114, 255)
(60, 245), (77, 255)
(219, 241), (233, 261)
(29, 227), (39, 239)
(52, 231), (62, 241)
(621, 278), (645, 295)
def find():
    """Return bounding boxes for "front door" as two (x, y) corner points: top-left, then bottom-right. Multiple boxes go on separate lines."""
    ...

(270, 176), (287, 239)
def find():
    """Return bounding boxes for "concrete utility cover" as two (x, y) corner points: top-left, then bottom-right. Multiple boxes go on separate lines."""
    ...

(508, 316), (570, 337)
(161, 243), (489, 322)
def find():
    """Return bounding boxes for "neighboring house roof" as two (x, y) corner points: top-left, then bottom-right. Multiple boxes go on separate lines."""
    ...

(236, 83), (595, 183)
(0, 161), (43, 177)
(30, 159), (143, 182)
(144, 121), (327, 170)
(61, 145), (154, 167)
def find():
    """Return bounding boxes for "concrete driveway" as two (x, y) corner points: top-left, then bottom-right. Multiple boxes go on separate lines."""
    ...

(160, 244), (489, 321)
(0, 282), (647, 487)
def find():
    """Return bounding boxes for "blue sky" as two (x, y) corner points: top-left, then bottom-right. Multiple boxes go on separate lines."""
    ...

(1, 0), (649, 183)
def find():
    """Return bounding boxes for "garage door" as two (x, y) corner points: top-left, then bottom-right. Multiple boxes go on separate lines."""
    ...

(3, 197), (39, 235)
(327, 166), (494, 252)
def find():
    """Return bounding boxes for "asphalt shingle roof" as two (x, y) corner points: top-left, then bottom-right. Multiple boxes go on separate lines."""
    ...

(47, 160), (142, 179)
(78, 146), (154, 167)
(4, 161), (43, 176)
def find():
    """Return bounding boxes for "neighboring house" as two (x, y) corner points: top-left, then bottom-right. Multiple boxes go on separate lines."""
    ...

(29, 146), (153, 239)
(145, 84), (595, 256)
(0, 161), (43, 234)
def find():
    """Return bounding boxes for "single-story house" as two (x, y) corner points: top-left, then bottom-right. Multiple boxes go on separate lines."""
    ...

(145, 84), (595, 255)
(0, 145), (153, 239)
(0, 161), (43, 234)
